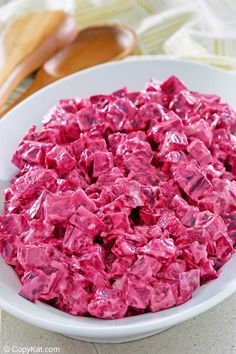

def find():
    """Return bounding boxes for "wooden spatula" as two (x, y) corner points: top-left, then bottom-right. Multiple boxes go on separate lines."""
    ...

(0, 11), (78, 107)
(0, 24), (136, 118)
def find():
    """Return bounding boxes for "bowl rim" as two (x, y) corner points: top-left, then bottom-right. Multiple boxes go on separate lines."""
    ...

(0, 56), (236, 339)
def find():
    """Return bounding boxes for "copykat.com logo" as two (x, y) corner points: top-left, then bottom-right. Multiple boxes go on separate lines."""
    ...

(2, 345), (61, 353)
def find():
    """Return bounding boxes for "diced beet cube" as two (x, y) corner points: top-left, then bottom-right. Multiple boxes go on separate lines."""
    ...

(43, 192), (75, 223)
(17, 245), (50, 270)
(124, 277), (152, 309)
(56, 273), (90, 315)
(112, 237), (136, 257)
(46, 145), (76, 175)
(71, 189), (97, 212)
(187, 139), (212, 166)
(184, 119), (213, 147)
(12, 141), (49, 169)
(70, 206), (105, 236)
(0, 214), (28, 235)
(173, 160), (213, 201)
(169, 90), (200, 119)
(63, 225), (93, 253)
(77, 106), (98, 131)
(19, 270), (49, 302)
(178, 269), (200, 304)
(107, 97), (137, 131)
(150, 281), (176, 312)
(92, 151), (114, 178)
(88, 287), (127, 319)
(138, 102), (165, 123)
(147, 111), (183, 143)
(159, 130), (188, 155)
(128, 255), (153, 281)
(160, 76), (186, 95)
(139, 237), (176, 261)
(109, 256), (135, 280)
(110, 212), (132, 232)
(77, 245), (105, 271)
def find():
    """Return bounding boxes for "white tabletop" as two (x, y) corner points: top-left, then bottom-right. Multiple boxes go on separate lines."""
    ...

(1, 293), (236, 354)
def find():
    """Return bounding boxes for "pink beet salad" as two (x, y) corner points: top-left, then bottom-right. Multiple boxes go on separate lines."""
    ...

(1, 76), (236, 319)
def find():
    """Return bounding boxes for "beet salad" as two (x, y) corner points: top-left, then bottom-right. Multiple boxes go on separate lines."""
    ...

(0, 76), (236, 319)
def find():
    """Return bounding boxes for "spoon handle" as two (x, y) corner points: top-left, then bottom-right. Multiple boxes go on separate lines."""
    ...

(0, 69), (55, 118)
(0, 12), (78, 108)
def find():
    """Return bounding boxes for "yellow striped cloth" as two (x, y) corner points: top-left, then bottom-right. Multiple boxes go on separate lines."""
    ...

(1, 0), (236, 108)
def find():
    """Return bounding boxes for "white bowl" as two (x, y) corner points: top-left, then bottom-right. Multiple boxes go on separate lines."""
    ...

(0, 57), (236, 343)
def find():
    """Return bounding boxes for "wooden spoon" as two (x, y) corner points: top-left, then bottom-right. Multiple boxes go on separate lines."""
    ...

(0, 11), (78, 107)
(0, 24), (136, 117)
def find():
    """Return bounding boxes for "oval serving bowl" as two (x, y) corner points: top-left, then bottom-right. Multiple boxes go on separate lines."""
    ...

(0, 57), (236, 343)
